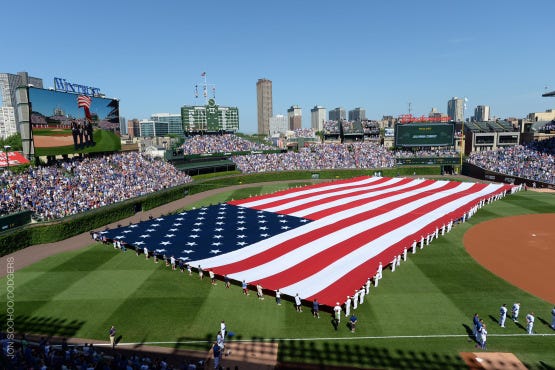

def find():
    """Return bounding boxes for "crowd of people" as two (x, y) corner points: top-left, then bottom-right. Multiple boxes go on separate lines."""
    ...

(393, 149), (459, 158)
(323, 121), (340, 134)
(1, 334), (205, 370)
(467, 138), (555, 185)
(341, 121), (363, 135)
(231, 142), (397, 173)
(2, 133), (554, 221)
(180, 134), (274, 154)
(291, 128), (316, 138)
(0, 152), (192, 220)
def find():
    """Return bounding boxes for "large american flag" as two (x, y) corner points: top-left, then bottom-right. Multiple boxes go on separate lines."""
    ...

(77, 95), (92, 120)
(101, 176), (515, 306)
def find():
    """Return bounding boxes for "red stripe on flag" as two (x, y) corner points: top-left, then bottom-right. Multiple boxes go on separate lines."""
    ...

(77, 95), (92, 109)
(250, 183), (486, 291)
(212, 180), (462, 276)
(307, 185), (511, 304)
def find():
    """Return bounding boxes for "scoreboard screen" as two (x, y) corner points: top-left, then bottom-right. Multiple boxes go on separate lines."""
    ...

(395, 123), (454, 147)
(28, 87), (120, 156)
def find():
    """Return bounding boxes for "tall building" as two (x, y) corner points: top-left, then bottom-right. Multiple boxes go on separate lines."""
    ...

(0, 72), (43, 129)
(287, 105), (302, 130)
(127, 119), (140, 138)
(447, 97), (464, 122)
(0, 107), (16, 139)
(329, 107), (346, 121)
(269, 115), (288, 135)
(119, 116), (127, 135)
(310, 105), (326, 132)
(348, 107), (366, 122)
(151, 113), (184, 136)
(474, 105), (490, 122)
(256, 79), (272, 135)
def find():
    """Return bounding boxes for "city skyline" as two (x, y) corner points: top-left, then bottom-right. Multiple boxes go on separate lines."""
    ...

(2, 1), (554, 134)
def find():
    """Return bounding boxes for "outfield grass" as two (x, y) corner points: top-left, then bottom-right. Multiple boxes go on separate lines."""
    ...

(1, 190), (554, 369)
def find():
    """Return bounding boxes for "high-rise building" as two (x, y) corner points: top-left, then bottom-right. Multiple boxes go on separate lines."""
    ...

(447, 97), (464, 122)
(0, 107), (16, 139)
(256, 79), (272, 135)
(348, 107), (366, 122)
(310, 106), (326, 132)
(329, 107), (346, 121)
(474, 105), (490, 122)
(127, 119), (140, 138)
(151, 113), (184, 137)
(138, 113), (186, 138)
(0, 72), (43, 129)
(119, 116), (127, 135)
(287, 105), (302, 130)
(269, 115), (288, 135)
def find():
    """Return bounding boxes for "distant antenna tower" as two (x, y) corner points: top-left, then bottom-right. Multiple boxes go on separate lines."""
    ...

(194, 72), (216, 105)
(408, 102), (412, 114)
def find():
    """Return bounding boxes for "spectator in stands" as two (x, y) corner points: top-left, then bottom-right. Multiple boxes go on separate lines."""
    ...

(0, 152), (192, 219)
(467, 139), (555, 185)
(181, 133), (274, 154)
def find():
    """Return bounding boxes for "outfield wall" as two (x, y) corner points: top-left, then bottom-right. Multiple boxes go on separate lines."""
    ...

(462, 162), (554, 189)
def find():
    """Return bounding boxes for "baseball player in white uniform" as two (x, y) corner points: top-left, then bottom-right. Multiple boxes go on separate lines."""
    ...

(526, 312), (535, 334)
(512, 302), (520, 322)
(499, 304), (507, 328)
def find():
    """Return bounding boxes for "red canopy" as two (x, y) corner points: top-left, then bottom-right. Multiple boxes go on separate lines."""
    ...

(0, 151), (30, 167)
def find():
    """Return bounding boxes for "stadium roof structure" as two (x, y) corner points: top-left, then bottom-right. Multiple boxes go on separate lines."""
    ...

(464, 121), (516, 133)
(542, 90), (555, 97)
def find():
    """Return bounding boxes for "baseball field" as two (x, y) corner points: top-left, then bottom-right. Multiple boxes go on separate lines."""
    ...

(1, 182), (554, 369)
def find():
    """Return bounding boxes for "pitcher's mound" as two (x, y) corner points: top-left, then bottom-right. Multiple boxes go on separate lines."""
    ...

(460, 352), (527, 370)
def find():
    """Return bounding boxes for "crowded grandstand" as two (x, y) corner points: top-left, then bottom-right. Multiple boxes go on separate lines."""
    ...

(2, 133), (555, 223)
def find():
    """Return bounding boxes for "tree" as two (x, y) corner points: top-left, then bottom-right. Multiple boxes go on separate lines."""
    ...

(0, 133), (23, 151)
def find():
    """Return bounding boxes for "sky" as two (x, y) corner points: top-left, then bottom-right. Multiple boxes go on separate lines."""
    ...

(3, 0), (555, 134)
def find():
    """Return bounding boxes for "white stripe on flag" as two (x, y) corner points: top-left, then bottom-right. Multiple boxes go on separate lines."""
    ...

(224, 181), (475, 283)
(190, 179), (452, 268)
(280, 183), (506, 298)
